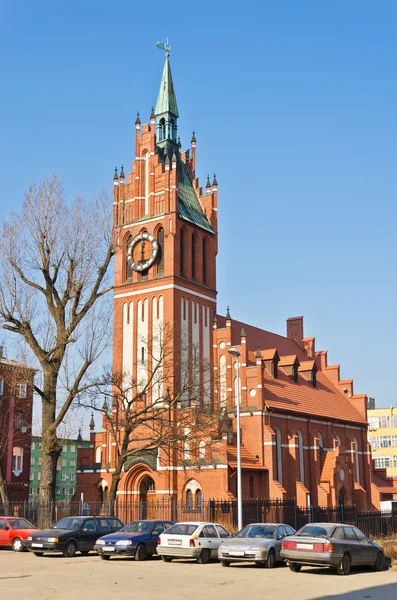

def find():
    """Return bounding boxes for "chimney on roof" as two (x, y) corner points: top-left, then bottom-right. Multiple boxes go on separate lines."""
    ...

(367, 397), (376, 410)
(287, 316), (303, 343)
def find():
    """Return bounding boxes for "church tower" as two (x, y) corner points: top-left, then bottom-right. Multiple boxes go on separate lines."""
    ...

(112, 49), (218, 410)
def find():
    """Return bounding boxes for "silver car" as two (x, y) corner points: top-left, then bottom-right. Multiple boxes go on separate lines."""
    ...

(280, 522), (384, 575)
(218, 523), (296, 568)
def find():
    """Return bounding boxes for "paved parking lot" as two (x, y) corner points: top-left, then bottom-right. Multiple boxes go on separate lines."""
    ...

(1, 550), (397, 600)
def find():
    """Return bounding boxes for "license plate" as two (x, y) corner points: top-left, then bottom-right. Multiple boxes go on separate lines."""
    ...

(168, 539), (182, 546)
(231, 551), (245, 557)
(32, 543), (44, 548)
(103, 547), (115, 552)
(297, 543), (313, 550)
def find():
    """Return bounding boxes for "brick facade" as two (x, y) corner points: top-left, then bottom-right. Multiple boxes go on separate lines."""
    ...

(76, 53), (393, 509)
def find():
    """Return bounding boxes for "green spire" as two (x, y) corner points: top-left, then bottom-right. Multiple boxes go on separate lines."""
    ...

(155, 54), (179, 118)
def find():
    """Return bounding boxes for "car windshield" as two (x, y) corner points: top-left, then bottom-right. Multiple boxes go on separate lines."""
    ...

(164, 524), (199, 536)
(120, 521), (152, 533)
(51, 517), (83, 530)
(236, 525), (277, 539)
(298, 525), (334, 537)
(8, 518), (36, 529)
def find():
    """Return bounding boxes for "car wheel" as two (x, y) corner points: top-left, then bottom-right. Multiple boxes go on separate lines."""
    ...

(221, 560), (231, 567)
(289, 562), (302, 572)
(337, 553), (351, 576)
(161, 556), (172, 562)
(12, 538), (24, 552)
(80, 551), (90, 556)
(265, 549), (276, 569)
(374, 552), (384, 571)
(135, 544), (147, 561)
(63, 541), (77, 558)
(197, 549), (211, 564)
(100, 554), (111, 560)
(33, 552), (44, 557)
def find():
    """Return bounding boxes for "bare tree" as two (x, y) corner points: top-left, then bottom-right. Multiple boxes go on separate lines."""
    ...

(0, 175), (114, 523)
(85, 326), (220, 514)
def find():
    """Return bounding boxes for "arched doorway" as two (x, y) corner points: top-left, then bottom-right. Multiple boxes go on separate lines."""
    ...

(338, 487), (345, 507)
(139, 476), (155, 519)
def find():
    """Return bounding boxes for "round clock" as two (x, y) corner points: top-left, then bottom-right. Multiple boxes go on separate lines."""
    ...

(127, 232), (159, 272)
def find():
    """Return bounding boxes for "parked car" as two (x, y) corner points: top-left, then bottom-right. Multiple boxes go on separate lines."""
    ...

(94, 519), (174, 560)
(280, 522), (384, 575)
(218, 522), (296, 568)
(0, 517), (38, 552)
(157, 521), (231, 564)
(24, 515), (124, 557)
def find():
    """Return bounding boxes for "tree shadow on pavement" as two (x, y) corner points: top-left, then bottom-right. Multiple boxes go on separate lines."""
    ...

(316, 581), (397, 600)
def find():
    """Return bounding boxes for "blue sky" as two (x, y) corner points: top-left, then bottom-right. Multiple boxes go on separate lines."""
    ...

(0, 0), (396, 416)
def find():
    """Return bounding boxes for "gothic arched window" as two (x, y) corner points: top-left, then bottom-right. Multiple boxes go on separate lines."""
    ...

(159, 118), (166, 141)
(186, 489), (193, 508)
(274, 427), (283, 485)
(157, 227), (164, 275)
(180, 228), (185, 276)
(352, 437), (360, 483)
(202, 237), (207, 284)
(126, 236), (132, 280)
(297, 430), (305, 485)
(191, 233), (197, 279)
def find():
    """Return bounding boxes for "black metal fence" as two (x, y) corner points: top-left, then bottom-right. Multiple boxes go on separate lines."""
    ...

(1, 498), (397, 538)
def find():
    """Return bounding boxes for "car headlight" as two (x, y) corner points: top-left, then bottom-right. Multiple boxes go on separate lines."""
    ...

(46, 537), (59, 543)
(96, 540), (105, 545)
(115, 540), (132, 546)
(27, 536), (32, 541)
(249, 545), (266, 551)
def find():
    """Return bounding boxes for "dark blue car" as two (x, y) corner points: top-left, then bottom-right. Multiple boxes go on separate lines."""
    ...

(94, 520), (174, 560)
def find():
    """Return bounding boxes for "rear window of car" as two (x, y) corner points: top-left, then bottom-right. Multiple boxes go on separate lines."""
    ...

(164, 524), (198, 536)
(298, 525), (333, 537)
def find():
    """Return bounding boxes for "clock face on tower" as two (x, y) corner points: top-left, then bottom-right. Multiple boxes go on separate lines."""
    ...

(127, 232), (159, 272)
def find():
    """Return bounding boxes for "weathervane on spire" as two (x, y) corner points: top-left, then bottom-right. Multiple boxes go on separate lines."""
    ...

(156, 38), (171, 56)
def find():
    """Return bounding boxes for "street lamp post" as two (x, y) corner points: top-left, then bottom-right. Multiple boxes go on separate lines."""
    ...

(228, 347), (243, 531)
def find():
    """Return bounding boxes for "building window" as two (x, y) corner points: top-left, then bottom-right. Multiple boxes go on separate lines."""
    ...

(70, 445), (76, 453)
(159, 118), (165, 141)
(30, 456), (35, 466)
(38, 472), (41, 480)
(198, 440), (206, 460)
(59, 487), (66, 496)
(191, 233), (196, 279)
(16, 383), (27, 398)
(12, 447), (23, 473)
(0, 379), (3, 395)
(96, 446), (102, 463)
(195, 489), (203, 507)
(29, 472), (34, 481)
(70, 473), (76, 481)
(61, 473), (67, 481)
(219, 355), (227, 408)
(14, 412), (24, 430)
(202, 238), (207, 284)
(334, 434), (341, 449)
(186, 489), (193, 508)
(70, 459), (76, 468)
(317, 432), (323, 451)
(352, 437), (360, 484)
(38, 457), (42, 466)
(63, 445), (67, 453)
(180, 228), (185, 276)
(297, 430), (305, 485)
(184, 428), (190, 461)
(31, 441), (35, 451)
(274, 427), (283, 486)
(69, 488), (75, 496)
(157, 227), (164, 274)
(62, 458), (67, 467)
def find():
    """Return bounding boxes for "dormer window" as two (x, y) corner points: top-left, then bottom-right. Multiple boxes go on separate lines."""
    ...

(298, 360), (317, 387)
(278, 355), (300, 382)
(262, 349), (280, 378)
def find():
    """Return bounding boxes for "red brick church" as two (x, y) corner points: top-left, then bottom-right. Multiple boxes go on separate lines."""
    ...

(76, 51), (395, 510)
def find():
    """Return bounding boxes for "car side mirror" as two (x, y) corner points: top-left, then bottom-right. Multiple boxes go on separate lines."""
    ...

(277, 535), (283, 540)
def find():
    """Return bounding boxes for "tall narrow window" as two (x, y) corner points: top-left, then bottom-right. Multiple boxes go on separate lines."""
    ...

(180, 228), (185, 276)
(96, 446), (102, 463)
(352, 437), (360, 484)
(297, 430), (305, 485)
(219, 355), (227, 407)
(159, 118), (165, 141)
(198, 440), (206, 460)
(334, 434), (341, 449)
(274, 427), (283, 485)
(157, 227), (164, 275)
(202, 238), (207, 284)
(191, 233), (196, 279)
(126, 236), (132, 280)
(12, 447), (23, 473)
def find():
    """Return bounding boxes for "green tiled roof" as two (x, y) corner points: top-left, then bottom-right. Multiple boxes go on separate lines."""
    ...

(157, 144), (214, 234)
(155, 55), (179, 118)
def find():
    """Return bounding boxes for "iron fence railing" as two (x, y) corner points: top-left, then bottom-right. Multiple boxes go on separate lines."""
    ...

(1, 498), (397, 537)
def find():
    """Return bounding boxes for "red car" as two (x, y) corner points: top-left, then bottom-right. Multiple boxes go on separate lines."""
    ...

(0, 517), (38, 551)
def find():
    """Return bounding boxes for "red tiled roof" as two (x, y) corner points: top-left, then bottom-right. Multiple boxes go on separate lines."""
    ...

(217, 315), (367, 425)
(298, 360), (316, 372)
(372, 472), (397, 494)
(278, 355), (298, 367)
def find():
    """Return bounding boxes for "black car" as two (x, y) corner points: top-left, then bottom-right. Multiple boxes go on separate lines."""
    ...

(94, 519), (174, 560)
(24, 515), (124, 557)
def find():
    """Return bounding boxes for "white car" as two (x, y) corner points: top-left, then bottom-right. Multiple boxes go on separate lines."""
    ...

(157, 521), (231, 564)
